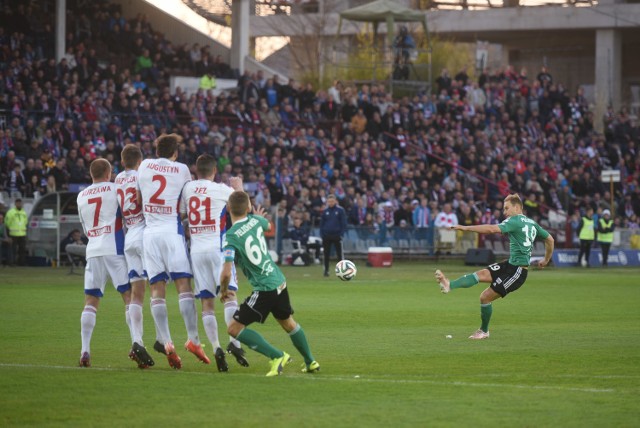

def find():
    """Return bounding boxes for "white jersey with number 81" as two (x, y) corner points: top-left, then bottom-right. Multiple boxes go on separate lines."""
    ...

(180, 179), (234, 253)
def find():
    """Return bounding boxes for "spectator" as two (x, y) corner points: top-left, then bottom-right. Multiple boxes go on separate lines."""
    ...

(60, 228), (88, 266)
(0, 212), (11, 266)
(5, 198), (28, 266)
(320, 194), (347, 277)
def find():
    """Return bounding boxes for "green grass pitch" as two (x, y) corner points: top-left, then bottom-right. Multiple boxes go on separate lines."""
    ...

(1, 262), (639, 427)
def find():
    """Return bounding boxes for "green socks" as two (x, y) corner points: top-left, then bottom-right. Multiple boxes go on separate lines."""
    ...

(450, 273), (480, 289)
(480, 303), (493, 332)
(236, 328), (283, 359)
(289, 324), (314, 365)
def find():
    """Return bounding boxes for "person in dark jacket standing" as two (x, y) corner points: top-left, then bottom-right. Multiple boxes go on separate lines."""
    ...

(320, 194), (347, 277)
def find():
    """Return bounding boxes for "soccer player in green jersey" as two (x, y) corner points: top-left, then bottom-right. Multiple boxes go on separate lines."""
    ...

(220, 191), (319, 376)
(435, 194), (554, 339)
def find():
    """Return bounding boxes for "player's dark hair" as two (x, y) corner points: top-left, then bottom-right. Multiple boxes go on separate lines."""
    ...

(228, 191), (250, 217)
(121, 144), (142, 169)
(505, 194), (523, 208)
(90, 158), (111, 181)
(155, 133), (182, 159)
(196, 154), (217, 178)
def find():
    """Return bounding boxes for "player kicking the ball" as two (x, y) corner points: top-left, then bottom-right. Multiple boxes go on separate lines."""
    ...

(77, 159), (134, 367)
(435, 194), (554, 339)
(180, 154), (248, 371)
(138, 134), (207, 369)
(220, 191), (319, 376)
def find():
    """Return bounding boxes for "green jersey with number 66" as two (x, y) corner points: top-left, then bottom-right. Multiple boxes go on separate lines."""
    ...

(497, 214), (550, 266)
(223, 215), (285, 291)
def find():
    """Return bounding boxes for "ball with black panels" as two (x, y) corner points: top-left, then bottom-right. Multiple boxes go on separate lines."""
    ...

(335, 259), (357, 281)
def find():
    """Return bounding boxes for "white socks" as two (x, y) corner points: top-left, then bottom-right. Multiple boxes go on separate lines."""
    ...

(150, 298), (172, 344)
(178, 292), (200, 344)
(224, 300), (241, 348)
(202, 311), (221, 350)
(129, 303), (144, 345)
(80, 305), (97, 354)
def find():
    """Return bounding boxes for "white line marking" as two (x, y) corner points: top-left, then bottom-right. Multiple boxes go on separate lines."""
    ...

(0, 363), (616, 393)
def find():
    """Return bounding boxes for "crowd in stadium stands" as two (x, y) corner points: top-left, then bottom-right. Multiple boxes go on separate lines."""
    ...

(1, 0), (640, 245)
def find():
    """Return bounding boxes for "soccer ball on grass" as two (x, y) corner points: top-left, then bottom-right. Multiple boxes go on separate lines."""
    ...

(335, 260), (357, 281)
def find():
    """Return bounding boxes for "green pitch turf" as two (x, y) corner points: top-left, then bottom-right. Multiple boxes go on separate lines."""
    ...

(0, 262), (639, 427)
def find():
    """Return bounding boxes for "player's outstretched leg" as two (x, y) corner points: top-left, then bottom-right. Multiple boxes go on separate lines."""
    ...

(285, 321), (318, 373)
(436, 270), (480, 294)
(232, 324), (290, 376)
(435, 269), (450, 293)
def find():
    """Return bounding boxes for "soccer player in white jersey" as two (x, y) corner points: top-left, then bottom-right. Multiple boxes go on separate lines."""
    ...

(77, 159), (134, 367)
(115, 144), (158, 368)
(138, 133), (208, 369)
(180, 154), (249, 371)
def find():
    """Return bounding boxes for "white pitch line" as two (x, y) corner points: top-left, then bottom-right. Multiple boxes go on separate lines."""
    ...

(0, 363), (616, 393)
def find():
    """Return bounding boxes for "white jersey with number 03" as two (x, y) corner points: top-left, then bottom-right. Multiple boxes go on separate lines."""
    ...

(180, 180), (234, 253)
(77, 182), (125, 258)
(115, 169), (145, 237)
(138, 158), (191, 233)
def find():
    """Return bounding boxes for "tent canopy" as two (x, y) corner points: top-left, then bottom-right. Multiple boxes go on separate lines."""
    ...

(337, 0), (429, 46)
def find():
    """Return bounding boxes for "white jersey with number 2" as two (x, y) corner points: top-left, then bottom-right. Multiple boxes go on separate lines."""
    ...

(138, 158), (191, 233)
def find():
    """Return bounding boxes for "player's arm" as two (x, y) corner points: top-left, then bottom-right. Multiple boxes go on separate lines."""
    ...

(451, 224), (501, 234)
(538, 234), (555, 268)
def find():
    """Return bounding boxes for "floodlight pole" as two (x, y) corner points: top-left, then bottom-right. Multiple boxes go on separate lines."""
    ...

(56, 192), (60, 268)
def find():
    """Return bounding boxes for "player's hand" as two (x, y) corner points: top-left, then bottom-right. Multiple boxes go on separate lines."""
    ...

(220, 288), (229, 303)
(537, 259), (550, 269)
(449, 225), (463, 231)
(252, 205), (267, 218)
(229, 177), (243, 191)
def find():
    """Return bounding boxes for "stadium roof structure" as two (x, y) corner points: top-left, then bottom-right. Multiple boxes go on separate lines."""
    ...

(336, 0), (430, 46)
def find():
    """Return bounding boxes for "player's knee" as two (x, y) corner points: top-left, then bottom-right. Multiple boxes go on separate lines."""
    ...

(278, 317), (296, 333)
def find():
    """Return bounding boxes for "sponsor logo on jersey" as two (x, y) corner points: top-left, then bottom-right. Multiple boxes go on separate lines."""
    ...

(125, 214), (144, 227)
(190, 225), (217, 234)
(87, 225), (112, 237)
(145, 205), (172, 214)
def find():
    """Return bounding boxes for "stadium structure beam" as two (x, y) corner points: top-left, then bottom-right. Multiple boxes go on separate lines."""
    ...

(595, 29), (622, 132)
(55, 0), (66, 62)
(230, 0), (249, 75)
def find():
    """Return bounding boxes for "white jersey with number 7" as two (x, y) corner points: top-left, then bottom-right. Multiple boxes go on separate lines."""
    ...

(138, 158), (191, 233)
(77, 182), (125, 258)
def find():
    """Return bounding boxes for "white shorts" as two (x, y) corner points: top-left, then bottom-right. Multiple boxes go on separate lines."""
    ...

(84, 255), (131, 297)
(191, 251), (238, 299)
(124, 232), (146, 282)
(143, 231), (193, 284)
